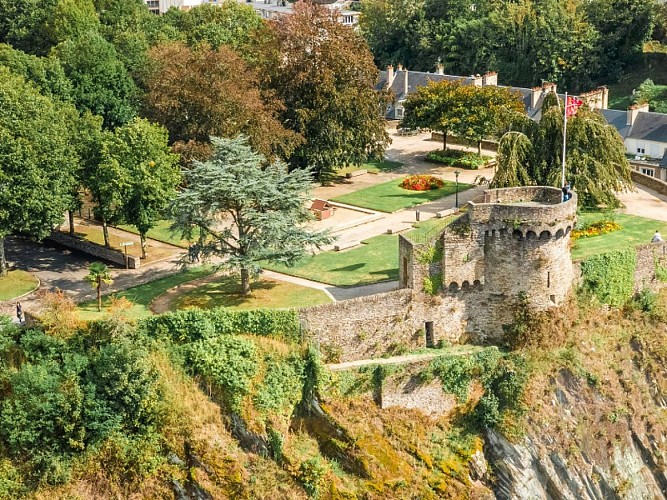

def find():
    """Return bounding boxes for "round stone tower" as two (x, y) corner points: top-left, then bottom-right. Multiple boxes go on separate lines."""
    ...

(442, 186), (577, 308)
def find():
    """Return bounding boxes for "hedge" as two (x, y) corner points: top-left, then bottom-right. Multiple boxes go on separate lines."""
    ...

(137, 308), (301, 344)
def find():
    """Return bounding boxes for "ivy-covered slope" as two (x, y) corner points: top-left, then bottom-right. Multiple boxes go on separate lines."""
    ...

(0, 289), (665, 499)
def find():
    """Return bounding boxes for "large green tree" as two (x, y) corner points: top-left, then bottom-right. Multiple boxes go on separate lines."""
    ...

(171, 136), (332, 295)
(493, 98), (632, 207)
(0, 67), (77, 275)
(106, 118), (181, 259)
(54, 31), (138, 128)
(259, 1), (390, 182)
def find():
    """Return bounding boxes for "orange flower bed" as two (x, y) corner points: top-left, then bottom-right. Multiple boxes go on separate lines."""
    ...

(571, 220), (621, 241)
(400, 175), (445, 191)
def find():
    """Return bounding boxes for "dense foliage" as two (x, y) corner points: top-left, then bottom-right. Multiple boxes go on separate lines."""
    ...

(360, 0), (656, 91)
(580, 248), (637, 306)
(492, 99), (632, 207)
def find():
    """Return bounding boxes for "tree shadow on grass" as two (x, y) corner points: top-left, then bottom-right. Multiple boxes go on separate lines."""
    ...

(173, 278), (278, 310)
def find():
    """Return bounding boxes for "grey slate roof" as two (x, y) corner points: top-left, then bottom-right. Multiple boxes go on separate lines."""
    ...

(601, 109), (631, 139)
(627, 112), (667, 142)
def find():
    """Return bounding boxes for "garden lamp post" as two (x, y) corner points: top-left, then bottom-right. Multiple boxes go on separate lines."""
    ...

(454, 170), (461, 208)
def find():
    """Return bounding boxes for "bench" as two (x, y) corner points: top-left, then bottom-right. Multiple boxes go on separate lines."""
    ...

(485, 159), (497, 169)
(436, 209), (457, 219)
(334, 241), (360, 251)
(386, 226), (411, 235)
(345, 169), (368, 179)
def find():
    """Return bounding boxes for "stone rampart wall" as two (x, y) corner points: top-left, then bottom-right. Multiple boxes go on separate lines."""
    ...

(48, 231), (141, 269)
(479, 186), (563, 205)
(631, 170), (667, 197)
(300, 290), (468, 363)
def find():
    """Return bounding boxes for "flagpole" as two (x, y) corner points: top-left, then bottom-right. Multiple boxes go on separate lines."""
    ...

(562, 92), (567, 189)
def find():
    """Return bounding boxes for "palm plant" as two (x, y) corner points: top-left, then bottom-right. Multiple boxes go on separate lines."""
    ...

(85, 262), (114, 312)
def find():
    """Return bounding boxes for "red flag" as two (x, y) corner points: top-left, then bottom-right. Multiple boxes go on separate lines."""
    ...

(566, 96), (583, 118)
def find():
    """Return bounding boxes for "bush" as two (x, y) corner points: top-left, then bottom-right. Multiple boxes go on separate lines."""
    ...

(185, 336), (259, 412)
(138, 307), (301, 344)
(426, 149), (489, 169)
(580, 249), (637, 307)
(400, 175), (444, 191)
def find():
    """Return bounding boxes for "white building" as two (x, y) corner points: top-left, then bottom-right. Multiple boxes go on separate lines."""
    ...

(144, 0), (211, 15)
(237, 0), (359, 25)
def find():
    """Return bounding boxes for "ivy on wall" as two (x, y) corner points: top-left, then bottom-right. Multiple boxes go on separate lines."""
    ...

(580, 249), (637, 307)
(422, 273), (443, 295)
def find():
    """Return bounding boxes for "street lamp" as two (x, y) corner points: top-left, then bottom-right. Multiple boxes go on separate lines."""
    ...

(454, 170), (461, 208)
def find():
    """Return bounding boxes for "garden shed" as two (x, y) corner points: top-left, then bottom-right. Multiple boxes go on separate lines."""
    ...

(310, 199), (334, 220)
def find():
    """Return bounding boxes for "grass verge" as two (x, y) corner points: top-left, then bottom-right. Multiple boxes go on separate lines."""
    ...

(77, 266), (215, 321)
(572, 212), (667, 261)
(117, 219), (188, 248)
(0, 270), (39, 301)
(264, 216), (460, 286)
(169, 275), (332, 311)
(331, 178), (473, 213)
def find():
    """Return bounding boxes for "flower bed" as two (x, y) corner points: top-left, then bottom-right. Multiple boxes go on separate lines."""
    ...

(425, 149), (490, 169)
(572, 220), (622, 241)
(400, 175), (445, 191)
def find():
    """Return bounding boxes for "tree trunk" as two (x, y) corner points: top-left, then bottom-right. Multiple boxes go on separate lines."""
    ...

(0, 237), (6, 277)
(102, 220), (110, 247)
(68, 211), (75, 237)
(443, 129), (448, 151)
(477, 140), (483, 157)
(97, 282), (102, 312)
(140, 232), (147, 259)
(241, 267), (251, 296)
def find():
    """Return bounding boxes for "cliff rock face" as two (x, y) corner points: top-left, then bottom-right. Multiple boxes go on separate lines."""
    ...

(483, 367), (667, 500)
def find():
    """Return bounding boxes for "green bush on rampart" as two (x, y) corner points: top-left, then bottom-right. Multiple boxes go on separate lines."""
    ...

(138, 307), (301, 344)
(580, 249), (637, 307)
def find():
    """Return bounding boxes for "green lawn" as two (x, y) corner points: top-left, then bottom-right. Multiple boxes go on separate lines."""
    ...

(116, 219), (188, 248)
(331, 178), (473, 213)
(77, 266), (215, 321)
(170, 276), (332, 311)
(0, 270), (39, 301)
(337, 159), (403, 176)
(264, 216), (460, 286)
(572, 212), (667, 261)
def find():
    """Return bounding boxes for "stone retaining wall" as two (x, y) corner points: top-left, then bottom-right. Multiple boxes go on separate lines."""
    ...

(48, 231), (141, 269)
(634, 242), (667, 292)
(631, 170), (667, 197)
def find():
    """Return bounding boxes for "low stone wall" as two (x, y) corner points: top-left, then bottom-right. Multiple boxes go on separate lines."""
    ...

(631, 170), (667, 197)
(300, 289), (467, 363)
(380, 359), (456, 417)
(48, 231), (140, 269)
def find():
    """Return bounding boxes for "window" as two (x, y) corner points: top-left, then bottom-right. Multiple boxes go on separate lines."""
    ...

(636, 141), (646, 154)
(146, 0), (159, 13)
(641, 167), (655, 177)
(395, 107), (404, 118)
(342, 15), (354, 24)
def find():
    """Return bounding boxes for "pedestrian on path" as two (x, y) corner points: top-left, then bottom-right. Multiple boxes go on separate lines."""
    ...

(16, 302), (23, 323)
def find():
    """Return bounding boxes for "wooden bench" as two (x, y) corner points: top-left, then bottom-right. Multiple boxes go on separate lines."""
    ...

(334, 241), (360, 251)
(345, 169), (368, 179)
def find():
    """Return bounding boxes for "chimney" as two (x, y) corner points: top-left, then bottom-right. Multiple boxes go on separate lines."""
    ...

(436, 62), (444, 75)
(627, 102), (649, 126)
(483, 71), (497, 86)
(404, 68), (409, 95)
(530, 87), (541, 109)
(386, 65), (395, 87)
(471, 74), (482, 87)
(397, 63), (403, 71)
(542, 82), (557, 95)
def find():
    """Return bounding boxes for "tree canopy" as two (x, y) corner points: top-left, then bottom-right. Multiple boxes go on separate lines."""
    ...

(492, 98), (632, 207)
(143, 41), (300, 162)
(0, 67), (77, 274)
(258, 1), (390, 181)
(171, 135), (332, 295)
